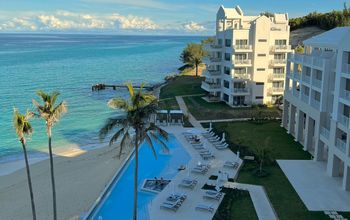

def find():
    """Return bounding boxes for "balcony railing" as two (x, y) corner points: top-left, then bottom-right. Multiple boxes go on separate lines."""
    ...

(335, 138), (346, 153)
(340, 90), (350, 100)
(302, 75), (311, 83)
(272, 87), (284, 93)
(207, 69), (221, 76)
(210, 57), (222, 62)
(234, 73), (251, 80)
(271, 45), (291, 51)
(338, 114), (350, 129)
(301, 94), (309, 103)
(312, 79), (322, 88)
(233, 88), (249, 93)
(201, 81), (221, 91)
(320, 127), (330, 139)
(234, 59), (252, 65)
(310, 98), (320, 109)
(270, 59), (287, 66)
(343, 64), (350, 74)
(209, 44), (222, 49)
(233, 45), (252, 50)
(272, 73), (285, 79)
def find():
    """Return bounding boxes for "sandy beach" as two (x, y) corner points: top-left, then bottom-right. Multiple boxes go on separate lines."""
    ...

(0, 145), (131, 220)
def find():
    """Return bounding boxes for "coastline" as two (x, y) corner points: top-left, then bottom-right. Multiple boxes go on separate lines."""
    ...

(0, 143), (132, 220)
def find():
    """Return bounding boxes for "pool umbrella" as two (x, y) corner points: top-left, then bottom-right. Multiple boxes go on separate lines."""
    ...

(221, 132), (225, 142)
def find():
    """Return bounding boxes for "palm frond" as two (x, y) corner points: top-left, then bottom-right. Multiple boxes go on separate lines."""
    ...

(148, 131), (169, 154)
(108, 98), (129, 110)
(99, 117), (127, 141)
(52, 101), (67, 122)
(144, 133), (157, 159)
(13, 108), (33, 139)
(108, 127), (125, 146)
(126, 82), (135, 98)
(50, 91), (61, 107)
(119, 131), (131, 158)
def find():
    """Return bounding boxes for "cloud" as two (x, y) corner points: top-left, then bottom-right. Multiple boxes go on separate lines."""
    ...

(0, 10), (212, 34)
(181, 22), (206, 32)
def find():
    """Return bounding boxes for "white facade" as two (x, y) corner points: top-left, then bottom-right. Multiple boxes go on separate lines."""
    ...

(202, 5), (291, 106)
(282, 27), (350, 191)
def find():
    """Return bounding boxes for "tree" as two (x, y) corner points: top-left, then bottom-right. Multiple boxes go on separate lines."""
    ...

(260, 11), (274, 18)
(32, 91), (67, 220)
(99, 83), (168, 220)
(180, 43), (206, 77)
(201, 37), (215, 45)
(254, 137), (273, 176)
(13, 108), (37, 220)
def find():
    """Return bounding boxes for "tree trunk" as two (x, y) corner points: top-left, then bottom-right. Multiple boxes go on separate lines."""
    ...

(132, 129), (139, 220)
(22, 141), (37, 220)
(195, 63), (198, 77)
(48, 132), (57, 220)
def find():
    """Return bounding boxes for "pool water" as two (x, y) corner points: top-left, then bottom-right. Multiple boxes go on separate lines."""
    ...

(90, 134), (190, 220)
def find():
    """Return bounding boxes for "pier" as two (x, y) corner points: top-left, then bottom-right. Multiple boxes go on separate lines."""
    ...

(91, 83), (155, 91)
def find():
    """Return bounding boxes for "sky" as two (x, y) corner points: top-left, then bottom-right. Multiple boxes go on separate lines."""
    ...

(0, 0), (347, 35)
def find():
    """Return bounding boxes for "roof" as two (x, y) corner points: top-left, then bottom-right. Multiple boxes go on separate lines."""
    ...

(303, 27), (350, 49)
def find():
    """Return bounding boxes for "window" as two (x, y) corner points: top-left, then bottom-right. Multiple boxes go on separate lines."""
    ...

(224, 66), (231, 75)
(223, 93), (229, 102)
(256, 82), (264, 86)
(218, 39), (223, 46)
(258, 39), (267, 42)
(257, 68), (265, 71)
(275, 39), (287, 45)
(234, 82), (246, 88)
(235, 68), (246, 74)
(255, 96), (263, 99)
(274, 54), (285, 60)
(347, 52), (350, 64)
(223, 80), (230, 89)
(235, 39), (248, 45)
(257, 54), (266, 57)
(273, 68), (284, 74)
(235, 54), (247, 61)
(224, 53), (231, 61)
(273, 82), (284, 88)
(225, 39), (232, 47)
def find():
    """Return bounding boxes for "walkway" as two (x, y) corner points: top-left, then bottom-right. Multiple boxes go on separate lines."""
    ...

(175, 96), (202, 128)
(198, 118), (251, 123)
(224, 182), (278, 220)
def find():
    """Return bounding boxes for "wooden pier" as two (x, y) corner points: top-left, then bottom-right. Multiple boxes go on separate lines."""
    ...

(92, 83), (155, 91)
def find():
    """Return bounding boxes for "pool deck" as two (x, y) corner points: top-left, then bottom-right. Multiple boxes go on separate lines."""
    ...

(148, 126), (242, 220)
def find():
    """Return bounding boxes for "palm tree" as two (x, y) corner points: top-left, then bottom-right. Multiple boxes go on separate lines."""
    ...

(13, 108), (37, 220)
(99, 83), (168, 220)
(32, 91), (67, 220)
(255, 137), (273, 175)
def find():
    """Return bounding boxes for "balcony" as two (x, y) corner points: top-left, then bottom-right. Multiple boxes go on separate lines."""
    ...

(201, 81), (221, 91)
(340, 90), (350, 100)
(343, 64), (350, 74)
(272, 73), (285, 79)
(302, 75), (311, 84)
(270, 59), (287, 66)
(320, 127), (330, 139)
(234, 73), (251, 80)
(206, 69), (221, 76)
(233, 88), (249, 94)
(301, 94), (309, 103)
(310, 98), (320, 109)
(209, 57), (222, 63)
(338, 114), (350, 129)
(233, 44), (253, 52)
(272, 87), (284, 93)
(207, 43), (222, 50)
(233, 59), (252, 66)
(335, 138), (346, 153)
(270, 45), (291, 52)
(312, 79), (322, 89)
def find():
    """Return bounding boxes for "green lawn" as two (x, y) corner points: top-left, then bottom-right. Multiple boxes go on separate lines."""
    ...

(183, 96), (281, 120)
(212, 121), (330, 220)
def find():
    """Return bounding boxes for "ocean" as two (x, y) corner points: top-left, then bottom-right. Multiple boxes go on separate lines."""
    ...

(0, 34), (204, 170)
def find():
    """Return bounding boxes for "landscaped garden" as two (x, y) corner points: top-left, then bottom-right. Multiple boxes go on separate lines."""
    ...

(210, 121), (331, 220)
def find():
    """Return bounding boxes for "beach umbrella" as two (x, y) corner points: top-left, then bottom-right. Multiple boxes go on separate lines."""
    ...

(221, 132), (225, 142)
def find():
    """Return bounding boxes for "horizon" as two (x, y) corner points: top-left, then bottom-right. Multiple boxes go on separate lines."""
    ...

(0, 0), (348, 35)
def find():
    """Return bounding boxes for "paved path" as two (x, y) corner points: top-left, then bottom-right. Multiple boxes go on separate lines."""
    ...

(224, 182), (278, 220)
(175, 96), (203, 128)
(198, 118), (251, 123)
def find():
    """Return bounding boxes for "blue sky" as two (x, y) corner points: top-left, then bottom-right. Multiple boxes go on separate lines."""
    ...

(0, 0), (347, 35)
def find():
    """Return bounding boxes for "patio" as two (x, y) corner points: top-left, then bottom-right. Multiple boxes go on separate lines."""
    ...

(278, 160), (350, 211)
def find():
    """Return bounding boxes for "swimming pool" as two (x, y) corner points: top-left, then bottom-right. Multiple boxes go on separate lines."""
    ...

(87, 134), (191, 220)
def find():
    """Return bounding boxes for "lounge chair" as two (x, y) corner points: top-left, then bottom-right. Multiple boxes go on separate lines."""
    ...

(202, 132), (215, 137)
(216, 144), (229, 150)
(207, 136), (220, 142)
(203, 190), (223, 200)
(195, 204), (215, 213)
(160, 202), (179, 212)
(213, 142), (228, 148)
(191, 166), (208, 174)
(167, 193), (187, 201)
(224, 161), (239, 169)
(201, 154), (215, 160)
(179, 178), (197, 189)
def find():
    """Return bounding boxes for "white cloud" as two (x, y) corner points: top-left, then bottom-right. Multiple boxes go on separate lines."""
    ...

(181, 22), (206, 32)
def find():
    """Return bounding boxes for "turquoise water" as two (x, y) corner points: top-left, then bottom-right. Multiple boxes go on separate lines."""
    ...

(90, 134), (191, 220)
(0, 34), (204, 164)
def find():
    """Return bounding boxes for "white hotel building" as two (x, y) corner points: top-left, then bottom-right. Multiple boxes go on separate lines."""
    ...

(282, 27), (350, 191)
(202, 5), (291, 106)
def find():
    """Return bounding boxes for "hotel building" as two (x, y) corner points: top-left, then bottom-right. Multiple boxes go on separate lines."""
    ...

(282, 27), (350, 191)
(202, 5), (291, 106)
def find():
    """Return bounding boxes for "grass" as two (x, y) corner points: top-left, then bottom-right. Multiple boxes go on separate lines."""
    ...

(184, 96), (282, 120)
(212, 121), (330, 220)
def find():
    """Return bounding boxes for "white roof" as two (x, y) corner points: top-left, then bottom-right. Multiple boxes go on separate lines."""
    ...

(303, 27), (350, 49)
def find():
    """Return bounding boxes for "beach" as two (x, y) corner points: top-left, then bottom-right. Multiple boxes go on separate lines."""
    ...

(0, 145), (132, 220)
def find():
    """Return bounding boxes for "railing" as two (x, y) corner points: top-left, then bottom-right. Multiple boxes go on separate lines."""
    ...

(271, 45), (291, 51)
(340, 90), (350, 100)
(310, 98), (320, 109)
(207, 70), (221, 75)
(233, 88), (249, 93)
(335, 138), (346, 153)
(233, 45), (252, 50)
(301, 94), (309, 103)
(234, 59), (252, 65)
(201, 81), (221, 90)
(272, 73), (285, 79)
(320, 127), (330, 139)
(234, 73), (251, 80)
(312, 79), (322, 88)
(342, 64), (350, 74)
(210, 57), (222, 62)
(210, 44), (222, 49)
(270, 59), (287, 65)
(272, 87), (284, 93)
(302, 75), (311, 83)
(338, 114), (350, 129)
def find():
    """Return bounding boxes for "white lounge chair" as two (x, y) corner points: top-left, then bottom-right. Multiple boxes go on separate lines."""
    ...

(195, 204), (215, 213)
(160, 202), (180, 212)
(203, 190), (223, 200)
(224, 161), (239, 169)
(179, 178), (197, 189)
